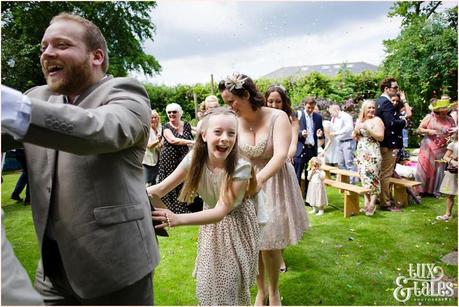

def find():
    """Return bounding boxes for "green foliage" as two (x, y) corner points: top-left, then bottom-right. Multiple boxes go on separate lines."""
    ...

(145, 70), (383, 125)
(388, 1), (443, 26)
(2, 172), (457, 305)
(383, 5), (458, 127)
(1, 1), (161, 92)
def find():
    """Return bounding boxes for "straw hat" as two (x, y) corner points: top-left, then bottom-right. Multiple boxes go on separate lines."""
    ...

(428, 98), (452, 111)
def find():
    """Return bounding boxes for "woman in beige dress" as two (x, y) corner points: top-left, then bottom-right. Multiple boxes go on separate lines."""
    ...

(219, 73), (309, 306)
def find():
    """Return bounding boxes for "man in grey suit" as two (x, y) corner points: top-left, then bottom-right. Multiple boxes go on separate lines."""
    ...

(1, 13), (159, 305)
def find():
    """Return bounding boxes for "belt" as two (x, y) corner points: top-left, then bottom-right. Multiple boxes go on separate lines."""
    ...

(303, 144), (315, 148)
(340, 139), (353, 143)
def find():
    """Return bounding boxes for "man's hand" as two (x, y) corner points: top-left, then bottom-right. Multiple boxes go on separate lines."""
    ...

(301, 129), (308, 137)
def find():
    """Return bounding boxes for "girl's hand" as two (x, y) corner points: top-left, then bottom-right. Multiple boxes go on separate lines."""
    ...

(152, 208), (179, 228)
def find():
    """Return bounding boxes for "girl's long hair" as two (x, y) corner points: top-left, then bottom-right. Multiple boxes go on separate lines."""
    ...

(178, 107), (241, 206)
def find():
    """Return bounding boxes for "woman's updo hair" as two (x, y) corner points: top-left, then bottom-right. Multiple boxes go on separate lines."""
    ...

(218, 73), (265, 111)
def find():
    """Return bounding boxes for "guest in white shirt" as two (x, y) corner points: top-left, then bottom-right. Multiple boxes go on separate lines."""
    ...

(328, 104), (355, 173)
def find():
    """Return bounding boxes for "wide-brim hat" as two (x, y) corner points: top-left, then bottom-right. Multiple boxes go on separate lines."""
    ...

(428, 99), (452, 111)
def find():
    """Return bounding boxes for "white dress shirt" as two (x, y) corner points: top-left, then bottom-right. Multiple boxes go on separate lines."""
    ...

(331, 111), (353, 142)
(1, 85), (32, 139)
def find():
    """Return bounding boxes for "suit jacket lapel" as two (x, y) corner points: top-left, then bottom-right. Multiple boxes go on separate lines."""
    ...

(300, 110), (307, 130)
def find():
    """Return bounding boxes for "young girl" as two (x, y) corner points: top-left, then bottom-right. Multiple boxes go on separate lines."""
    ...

(437, 133), (458, 221)
(305, 157), (328, 216)
(147, 107), (260, 306)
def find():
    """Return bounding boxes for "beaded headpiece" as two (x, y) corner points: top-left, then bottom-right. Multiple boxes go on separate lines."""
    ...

(224, 73), (248, 92)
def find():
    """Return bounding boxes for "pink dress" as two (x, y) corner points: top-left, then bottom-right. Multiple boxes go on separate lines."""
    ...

(239, 113), (309, 250)
(415, 113), (456, 194)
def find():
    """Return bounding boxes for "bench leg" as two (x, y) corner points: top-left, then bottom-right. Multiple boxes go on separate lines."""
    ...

(339, 175), (350, 193)
(393, 185), (409, 207)
(344, 191), (359, 217)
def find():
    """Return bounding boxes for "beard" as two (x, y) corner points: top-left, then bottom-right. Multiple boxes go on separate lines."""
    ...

(43, 54), (92, 96)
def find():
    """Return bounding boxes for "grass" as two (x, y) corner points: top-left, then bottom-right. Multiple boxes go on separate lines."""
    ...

(2, 171), (457, 305)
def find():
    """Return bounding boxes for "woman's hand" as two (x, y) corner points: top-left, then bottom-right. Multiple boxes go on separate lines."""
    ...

(152, 208), (179, 228)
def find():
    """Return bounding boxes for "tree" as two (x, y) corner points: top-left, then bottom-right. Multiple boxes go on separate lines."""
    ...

(388, 1), (442, 26)
(383, 3), (458, 126)
(1, 1), (161, 92)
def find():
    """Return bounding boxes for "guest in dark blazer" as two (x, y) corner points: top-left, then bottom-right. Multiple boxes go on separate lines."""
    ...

(375, 77), (407, 211)
(294, 97), (324, 202)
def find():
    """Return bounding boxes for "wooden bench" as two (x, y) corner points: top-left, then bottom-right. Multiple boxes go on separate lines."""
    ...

(324, 179), (370, 217)
(329, 168), (359, 184)
(300, 164), (337, 196)
(321, 164), (337, 179)
(328, 168), (421, 206)
(388, 177), (422, 207)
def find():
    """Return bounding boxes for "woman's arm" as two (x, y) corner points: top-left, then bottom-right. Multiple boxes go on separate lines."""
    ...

(367, 117), (385, 142)
(256, 111), (291, 189)
(417, 114), (436, 136)
(153, 179), (248, 227)
(352, 119), (361, 141)
(163, 128), (195, 146)
(288, 117), (299, 160)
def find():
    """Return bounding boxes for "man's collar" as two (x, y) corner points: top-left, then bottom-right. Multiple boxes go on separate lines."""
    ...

(381, 93), (391, 100)
(65, 74), (110, 104)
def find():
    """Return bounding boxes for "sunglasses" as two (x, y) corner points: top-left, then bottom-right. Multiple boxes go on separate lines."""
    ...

(167, 110), (178, 114)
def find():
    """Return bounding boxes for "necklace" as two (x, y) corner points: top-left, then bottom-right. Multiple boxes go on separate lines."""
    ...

(246, 121), (257, 133)
(169, 121), (180, 130)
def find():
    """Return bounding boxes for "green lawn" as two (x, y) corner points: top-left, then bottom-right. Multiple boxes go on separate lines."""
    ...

(2, 171), (457, 305)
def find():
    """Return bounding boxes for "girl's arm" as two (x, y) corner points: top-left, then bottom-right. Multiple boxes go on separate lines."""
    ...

(256, 111), (291, 189)
(147, 159), (187, 197)
(443, 149), (458, 168)
(153, 179), (248, 227)
(288, 117), (299, 160)
(163, 127), (195, 146)
(307, 170), (313, 181)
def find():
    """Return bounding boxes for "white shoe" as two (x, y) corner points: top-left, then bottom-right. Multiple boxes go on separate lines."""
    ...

(309, 207), (318, 214)
(316, 210), (324, 216)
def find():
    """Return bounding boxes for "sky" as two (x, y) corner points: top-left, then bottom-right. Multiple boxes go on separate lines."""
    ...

(134, 0), (447, 86)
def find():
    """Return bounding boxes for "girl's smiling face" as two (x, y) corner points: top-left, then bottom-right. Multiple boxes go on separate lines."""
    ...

(201, 114), (238, 164)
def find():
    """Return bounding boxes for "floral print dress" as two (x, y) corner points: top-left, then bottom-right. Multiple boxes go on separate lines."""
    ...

(356, 128), (382, 194)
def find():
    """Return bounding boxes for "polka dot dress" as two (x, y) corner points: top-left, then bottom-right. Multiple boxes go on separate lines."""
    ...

(183, 154), (260, 305)
(158, 121), (193, 214)
(193, 200), (260, 306)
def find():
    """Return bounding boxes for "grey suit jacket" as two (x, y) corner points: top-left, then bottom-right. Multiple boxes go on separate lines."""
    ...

(3, 76), (159, 299)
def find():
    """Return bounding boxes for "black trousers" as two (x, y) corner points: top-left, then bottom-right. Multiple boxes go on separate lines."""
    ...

(293, 146), (317, 201)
